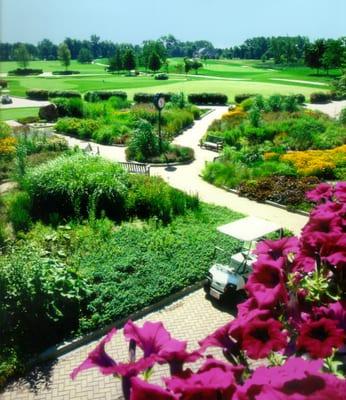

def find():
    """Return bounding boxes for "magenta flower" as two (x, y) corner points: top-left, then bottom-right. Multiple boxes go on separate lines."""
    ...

(165, 360), (237, 400)
(241, 318), (287, 359)
(306, 183), (334, 203)
(236, 357), (346, 400)
(254, 237), (299, 265)
(245, 259), (287, 308)
(70, 328), (117, 379)
(297, 317), (344, 358)
(317, 300), (346, 332)
(199, 356), (244, 382)
(335, 181), (346, 202)
(124, 320), (172, 358)
(130, 377), (177, 400)
(198, 321), (237, 354)
(320, 234), (346, 269)
(157, 338), (202, 375)
(130, 377), (177, 399)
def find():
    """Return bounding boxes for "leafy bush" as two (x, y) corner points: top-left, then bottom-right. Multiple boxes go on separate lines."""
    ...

(0, 79), (8, 88)
(6, 191), (32, 232)
(25, 153), (129, 221)
(340, 108), (346, 124)
(26, 89), (49, 100)
(310, 92), (332, 104)
(53, 97), (84, 118)
(293, 93), (306, 104)
(164, 108), (194, 137)
(155, 73), (169, 80)
(84, 90), (127, 102)
(55, 117), (100, 139)
(238, 176), (319, 205)
(188, 93), (228, 105)
(39, 104), (58, 121)
(16, 116), (40, 124)
(8, 68), (43, 76)
(240, 97), (254, 111)
(234, 93), (256, 104)
(48, 90), (81, 98)
(126, 120), (160, 162)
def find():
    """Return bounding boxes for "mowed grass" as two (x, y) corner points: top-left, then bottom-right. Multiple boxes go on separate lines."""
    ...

(0, 107), (39, 121)
(1, 58), (336, 102)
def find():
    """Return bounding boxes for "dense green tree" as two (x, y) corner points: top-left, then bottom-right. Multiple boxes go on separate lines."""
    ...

(123, 49), (136, 72)
(148, 51), (162, 72)
(304, 39), (326, 74)
(90, 34), (101, 58)
(142, 40), (167, 68)
(322, 39), (344, 74)
(108, 47), (123, 74)
(191, 59), (203, 74)
(37, 39), (57, 60)
(13, 44), (30, 68)
(78, 47), (92, 63)
(58, 43), (71, 71)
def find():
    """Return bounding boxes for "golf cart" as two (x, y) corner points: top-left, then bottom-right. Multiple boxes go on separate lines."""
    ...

(205, 216), (283, 301)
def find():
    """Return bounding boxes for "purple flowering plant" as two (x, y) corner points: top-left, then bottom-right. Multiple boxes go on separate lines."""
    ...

(71, 182), (346, 399)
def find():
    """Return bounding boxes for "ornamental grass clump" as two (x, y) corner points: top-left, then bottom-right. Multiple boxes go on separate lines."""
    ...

(72, 182), (346, 399)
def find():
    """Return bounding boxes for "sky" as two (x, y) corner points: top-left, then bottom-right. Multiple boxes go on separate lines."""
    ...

(1, 0), (345, 47)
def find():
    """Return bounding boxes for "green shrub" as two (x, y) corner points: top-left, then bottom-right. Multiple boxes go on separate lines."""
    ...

(48, 90), (81, 99)
(234, 93), (256, 104)
(55, 117), (100, 138)
(340, 108), (346, 125)
(164, 108), (194, 137)
(267, 94), (283, 112)
(188, 93), (228, 105)
(9, 68), (43, 76)
(131, 104), (158, 123)
(310, 92), (331, 104)
(25, 153), (129, 221)
(202, 160), (250, 188)
(126, 120), (160, 162)
(84, 90), (127, 102)
(155, 73), (169, 80)
(240, 97), (254, 111)
(6, 191), (32, 232)
(52, 70), (80, 75)
(38, 104), (58, 121)
(133, 92), (173, 103)
(16, 116), (40, 124)
(0, 79), (8, 88)
(293, 94), (306, 104)
(26, 89), (49, 100)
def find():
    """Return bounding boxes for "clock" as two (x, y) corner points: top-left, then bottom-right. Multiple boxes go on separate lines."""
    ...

(153, 93), (166, 110)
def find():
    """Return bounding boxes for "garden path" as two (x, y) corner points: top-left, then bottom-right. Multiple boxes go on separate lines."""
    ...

(305, 99), (346, 118)
(58, 106), (308, 235)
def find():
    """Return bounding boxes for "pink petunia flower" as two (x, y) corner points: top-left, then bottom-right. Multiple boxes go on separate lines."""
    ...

(334, 181), (346, 202)
(296, 317), (344, 358)
(245, 259), (287, 308)
(70, 328), (117, 379)
(240, 318), (287, 359)
(253, 237), (299, 265)
(124, 320), (172, 358)
(306, 183), (334, 203)
(130, 377), (177, 400)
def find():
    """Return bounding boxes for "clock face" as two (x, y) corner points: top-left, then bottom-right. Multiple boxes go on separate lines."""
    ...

(158, 97), (165, 109)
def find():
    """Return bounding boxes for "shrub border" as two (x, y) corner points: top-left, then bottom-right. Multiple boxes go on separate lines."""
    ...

(28, 280), (205, 367)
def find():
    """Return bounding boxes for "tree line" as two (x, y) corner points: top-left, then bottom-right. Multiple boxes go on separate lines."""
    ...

(1, 34), (345, 74)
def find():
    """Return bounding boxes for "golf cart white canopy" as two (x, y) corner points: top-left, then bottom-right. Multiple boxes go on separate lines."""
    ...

(217, 216), (282, 242)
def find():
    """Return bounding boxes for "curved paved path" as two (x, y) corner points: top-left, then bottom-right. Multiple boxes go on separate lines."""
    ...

(58, 106), (308, 235)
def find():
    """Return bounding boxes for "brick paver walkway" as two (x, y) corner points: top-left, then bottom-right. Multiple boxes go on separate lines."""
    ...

(2, 289), (233, 400)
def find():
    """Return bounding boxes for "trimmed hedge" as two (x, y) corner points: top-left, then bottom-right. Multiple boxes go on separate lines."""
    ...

(234, 93), (256, 104)
(84, 90), (127, 102)
(310, 92), (332, 104)
(52, 70), (80, 75)
(155, 73), (169, 80)
(26, 89), (49, 100)
(49, 90), (81, 99)
(188, 93), (228, 105)
(133, 92), (173, 103)
(8, 68), (43, 76)
(0, 80), (8, 88)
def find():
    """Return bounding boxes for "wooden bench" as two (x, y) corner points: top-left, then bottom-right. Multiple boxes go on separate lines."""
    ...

(83, 143), (100, 156)
(200, 135), (224, 152)
(118, 162), (150, 176)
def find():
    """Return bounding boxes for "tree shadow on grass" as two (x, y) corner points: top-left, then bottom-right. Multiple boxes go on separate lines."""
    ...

(3, 359), (58, 395)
